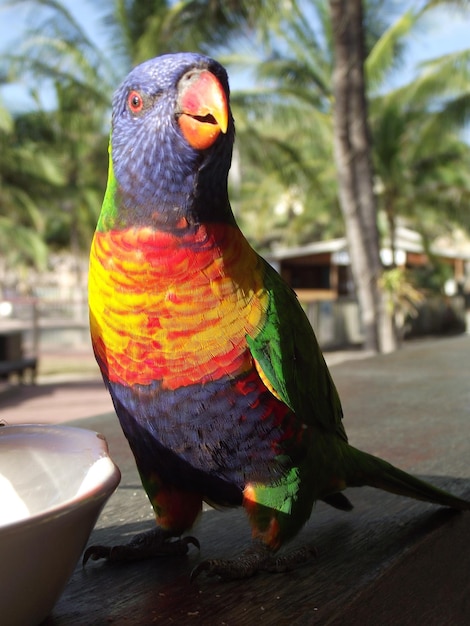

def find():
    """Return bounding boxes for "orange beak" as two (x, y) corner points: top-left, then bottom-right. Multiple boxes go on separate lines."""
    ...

(177, 70), (228, 150)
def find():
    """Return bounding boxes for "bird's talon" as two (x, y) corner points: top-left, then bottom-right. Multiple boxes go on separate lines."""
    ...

(184, 535), (201, 551)
(261, 545), (317, 573)
(190, 559), (246, 582)
(190, 560), (213, 582)
(83, 530), (200, 565)
(190, 542), (317, 580)
(82, 545), (111, 566)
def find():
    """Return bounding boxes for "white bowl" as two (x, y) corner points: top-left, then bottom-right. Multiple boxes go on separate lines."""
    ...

(0, 424), (121, 626)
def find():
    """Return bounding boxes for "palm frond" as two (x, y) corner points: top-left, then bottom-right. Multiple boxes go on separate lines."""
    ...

(366, 9), (416, 91)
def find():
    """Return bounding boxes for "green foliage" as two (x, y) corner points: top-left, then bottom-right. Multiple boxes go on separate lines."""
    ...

(0, 99), (66, 272)
(365, 9), (415, 89)
(380, 267), (424, 315)
(371, 44), (470, 257)
(1, 0), (469, 297)
(412, 261), (454, 293)
(0, 216), (49, 270)
(0, 101), (13, 133)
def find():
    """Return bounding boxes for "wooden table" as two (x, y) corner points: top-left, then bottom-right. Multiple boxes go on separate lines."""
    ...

(45, 336), (470, 625)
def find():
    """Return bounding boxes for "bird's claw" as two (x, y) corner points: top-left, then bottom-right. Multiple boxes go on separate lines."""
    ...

(190, 557), (259, 582)
(190, 543), (317, 581)
(83, 544), (112, 565)
(261, 545), (317, 573)
(83, 529), (200, 566)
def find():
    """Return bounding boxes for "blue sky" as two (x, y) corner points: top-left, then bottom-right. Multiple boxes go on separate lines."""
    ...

(0, 0), (468, 111)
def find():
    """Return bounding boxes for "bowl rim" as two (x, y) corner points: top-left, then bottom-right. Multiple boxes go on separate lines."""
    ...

(0, 423), (121, 534)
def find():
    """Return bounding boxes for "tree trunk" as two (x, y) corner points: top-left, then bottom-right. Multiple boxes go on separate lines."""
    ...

(329, 0), (396, 353)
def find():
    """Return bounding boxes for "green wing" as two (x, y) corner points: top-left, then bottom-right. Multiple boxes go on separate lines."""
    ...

(247, 258), (347, 442)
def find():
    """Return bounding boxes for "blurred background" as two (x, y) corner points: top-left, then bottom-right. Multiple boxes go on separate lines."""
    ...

(0, 0), (469, 387)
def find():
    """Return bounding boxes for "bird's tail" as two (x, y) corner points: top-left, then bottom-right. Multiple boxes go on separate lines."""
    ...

(345, 445), (470, 511)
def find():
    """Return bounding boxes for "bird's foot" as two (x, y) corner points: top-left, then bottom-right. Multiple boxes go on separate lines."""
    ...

(83, 527), (200, 565)
(191, 540), (317, 581)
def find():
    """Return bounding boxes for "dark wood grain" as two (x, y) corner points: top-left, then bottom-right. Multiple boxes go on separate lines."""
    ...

(45, 336), (470, 625)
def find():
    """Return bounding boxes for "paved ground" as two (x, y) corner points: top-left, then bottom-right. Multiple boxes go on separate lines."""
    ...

(0, 346), (109, 423)
(37, 333), (470, 625)
(0, 336), (463, 427)
(0, 377), (114, 424)
(0, 346), (374, 425)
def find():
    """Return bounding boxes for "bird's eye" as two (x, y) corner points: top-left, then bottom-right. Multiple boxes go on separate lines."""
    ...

(128, 90), (144, 114)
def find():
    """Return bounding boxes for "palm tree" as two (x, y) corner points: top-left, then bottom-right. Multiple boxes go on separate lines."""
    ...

(3, 0), (470, 343)
(371, 86), (470, 260)
(3, 0), (280, 256)
(99, 0), (270, 66)
(0, 98), (64, 293)
(329, 0), (397, 353)
(235, 0), (470, 350)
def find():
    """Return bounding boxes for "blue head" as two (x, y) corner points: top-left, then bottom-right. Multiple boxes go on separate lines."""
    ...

(110, 53), (235, 229)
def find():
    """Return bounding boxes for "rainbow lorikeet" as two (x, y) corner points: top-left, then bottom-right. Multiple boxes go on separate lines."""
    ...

(86, 53), (469, 580)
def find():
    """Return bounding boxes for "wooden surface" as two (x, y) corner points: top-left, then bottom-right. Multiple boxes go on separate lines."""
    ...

(44, 336), (470, 625)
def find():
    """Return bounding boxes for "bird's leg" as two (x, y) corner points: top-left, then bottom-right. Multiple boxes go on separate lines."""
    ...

(83, 526), (199, 565)
(190, 539), (316, 581)
(84, 483), (202, 565)
(191, 484), (318, 580)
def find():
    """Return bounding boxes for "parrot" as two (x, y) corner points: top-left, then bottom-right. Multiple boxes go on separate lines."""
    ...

(85, 52), (469, 580)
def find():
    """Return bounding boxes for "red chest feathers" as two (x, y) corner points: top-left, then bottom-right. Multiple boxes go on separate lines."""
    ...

(88, 223), (268, 389)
